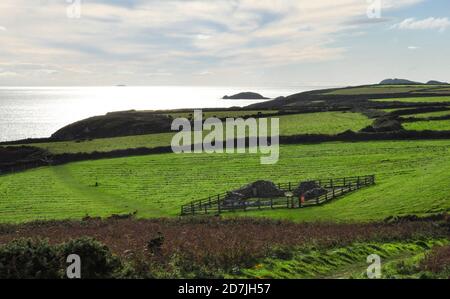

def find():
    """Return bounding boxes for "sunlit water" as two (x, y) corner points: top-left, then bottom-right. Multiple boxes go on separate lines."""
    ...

(0, 86), (320, 142)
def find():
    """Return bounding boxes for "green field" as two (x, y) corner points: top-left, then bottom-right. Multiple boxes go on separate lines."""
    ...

(404, 119), (450, 131)
(325, 85), (441, 96)
(402, 110), (450, 118)
(22, 111), (371, 154)
(1, 139), (450, 223)
(374, 96), (450, 103)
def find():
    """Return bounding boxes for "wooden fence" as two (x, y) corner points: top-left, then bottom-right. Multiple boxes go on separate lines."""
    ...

(180, 175), (375, 216)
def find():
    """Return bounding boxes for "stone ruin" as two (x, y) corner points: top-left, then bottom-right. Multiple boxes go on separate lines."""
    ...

(223, 180), (285, 203)
(222, 179), (329, 206)
(293, 181), (327, 200)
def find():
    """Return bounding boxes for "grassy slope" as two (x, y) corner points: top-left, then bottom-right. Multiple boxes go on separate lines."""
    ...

(1, 140), (450, 223)
(374, 96), (450, 103)
(233, 239), (449, 279)
(404, 119), (450, 131)
(325, 85), (443, 96)
(402, 110), (450, 118)
(22, 111), (371, 154)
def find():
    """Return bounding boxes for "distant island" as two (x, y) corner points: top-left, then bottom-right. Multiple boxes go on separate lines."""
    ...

(380, 78), (448, 85)
(223, 92), (269, 100)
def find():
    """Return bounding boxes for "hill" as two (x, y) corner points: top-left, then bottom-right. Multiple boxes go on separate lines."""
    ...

(223, 92), (269, 99)
(51, 110), (173, 141)
(427, 80), (448, 85)
(379, 78), (421, 85)
(245, 83), (450, 110)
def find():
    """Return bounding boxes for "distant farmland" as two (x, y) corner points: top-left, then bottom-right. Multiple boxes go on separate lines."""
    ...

(373, 96), (450, 103)
(403, 119), (450, 131)
(16, 111), (371, 154)
(325, 85), (443, 95)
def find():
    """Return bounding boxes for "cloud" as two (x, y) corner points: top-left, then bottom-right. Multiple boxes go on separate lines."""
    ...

(0, 0), (427, 85)
(0, 26), (6, 31)
(346, 17), (392, 25)
(0, 71), (18, 77)
(408, 46), (419, 50)
(195, 70), (213, 76)
(391, 17), (450, 32)
(146, 71), (173, 77)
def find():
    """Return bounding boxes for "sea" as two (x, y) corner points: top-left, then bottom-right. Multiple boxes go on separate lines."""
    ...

(0, 86), (326, 142)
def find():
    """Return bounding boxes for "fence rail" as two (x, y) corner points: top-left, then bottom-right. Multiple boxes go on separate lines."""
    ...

(180, 175), (375, 216)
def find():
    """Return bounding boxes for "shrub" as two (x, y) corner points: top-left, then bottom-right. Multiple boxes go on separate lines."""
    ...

(147, 232), (164, 256)
(0, 239), (60, 279)
(420, 245), (450, 274)
(270, 246), (294, 260)
(59, 237), (122, 279)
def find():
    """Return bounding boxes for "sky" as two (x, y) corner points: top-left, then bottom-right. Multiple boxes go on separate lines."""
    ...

(0, 0), (449, 87)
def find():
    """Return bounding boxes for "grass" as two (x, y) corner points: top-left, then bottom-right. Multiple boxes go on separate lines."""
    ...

(401, 110), (450, 118)
(325, 85), (442, 96)
(20, 111), (371, 154)
(404, 119), (450, 131)
(381, 108), (418, 113)
(373, 96), (450, 103)
(1, 139), (450, 223)
(234, 239), (449, 279)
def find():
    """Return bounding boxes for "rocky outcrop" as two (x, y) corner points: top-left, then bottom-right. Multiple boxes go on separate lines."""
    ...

(223, 92), (269, 100)
(360, 116), (403, 132)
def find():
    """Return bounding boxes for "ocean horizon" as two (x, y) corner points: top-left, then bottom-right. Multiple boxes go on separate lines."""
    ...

(0, 85), (335, 142)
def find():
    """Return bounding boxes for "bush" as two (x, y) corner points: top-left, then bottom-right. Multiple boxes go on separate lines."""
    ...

(0, 239), (60, 279)
(270, 246), (294, 260)
(420, 245), (450, 274)
(59, 237), (122, 279)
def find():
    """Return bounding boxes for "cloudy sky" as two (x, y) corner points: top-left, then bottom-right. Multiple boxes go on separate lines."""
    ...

(0, 0), (449, 86)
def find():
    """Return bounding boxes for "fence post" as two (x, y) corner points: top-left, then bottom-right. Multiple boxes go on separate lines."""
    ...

(343, 177), (346, 186)
(289, 182), (291, 191)
(316, 196), (320, 205)
(332, 187), (335, 198)
(217, 199), (221, 214)
(270, 198), (273, 209)
(191, 202), (195, 215)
